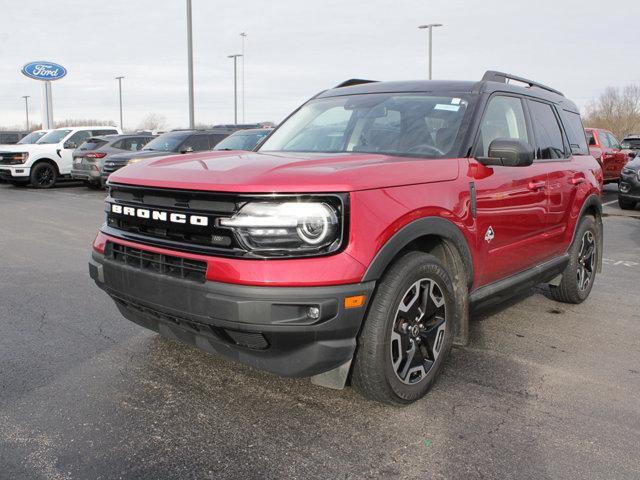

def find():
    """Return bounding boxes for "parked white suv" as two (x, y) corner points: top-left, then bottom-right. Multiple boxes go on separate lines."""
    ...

(0, 126), (121, 188)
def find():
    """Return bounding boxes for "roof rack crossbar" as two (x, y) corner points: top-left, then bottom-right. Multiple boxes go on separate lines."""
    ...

(481, 70), (564, 97)
(334, 78), (378, 89)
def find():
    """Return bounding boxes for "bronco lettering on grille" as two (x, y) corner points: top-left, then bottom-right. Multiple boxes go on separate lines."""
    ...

(110, 204), (209, 227)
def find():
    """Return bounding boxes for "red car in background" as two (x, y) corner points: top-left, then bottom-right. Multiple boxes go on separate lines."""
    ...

(585, 127), (633, 183)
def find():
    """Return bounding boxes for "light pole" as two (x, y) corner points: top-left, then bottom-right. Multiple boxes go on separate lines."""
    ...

(418, 23), (443, 80)
(228, 54), (242, 125)
(186, 0), (195, 128)
(21, 95), (30, 131)
(115, 76), (124, 131)
(240, 32), (247, 123)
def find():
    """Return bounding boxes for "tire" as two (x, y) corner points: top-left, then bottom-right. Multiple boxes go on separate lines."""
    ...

(549, 215), (598, 304)
(618, 197), (636, 210)
(352, 252), (456, 405)
(83, 179), (102, 190)
(30, 162), (58, 189)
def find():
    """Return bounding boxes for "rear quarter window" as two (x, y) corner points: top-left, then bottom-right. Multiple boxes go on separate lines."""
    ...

(561, 111), (589, 155)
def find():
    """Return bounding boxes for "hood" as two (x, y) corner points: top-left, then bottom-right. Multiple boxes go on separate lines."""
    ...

(108, 150), (175, 161)
(625, 157), (640, 170)
(0, 144), (35, 152)
(108, 151), (460, 193)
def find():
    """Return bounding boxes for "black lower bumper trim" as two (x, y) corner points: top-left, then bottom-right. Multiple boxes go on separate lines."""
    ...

(89, 251), (374, 378)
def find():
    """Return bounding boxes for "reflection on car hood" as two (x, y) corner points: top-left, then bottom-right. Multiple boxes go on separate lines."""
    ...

(109, 150), (461, 193)
(107, 150), (176, 161)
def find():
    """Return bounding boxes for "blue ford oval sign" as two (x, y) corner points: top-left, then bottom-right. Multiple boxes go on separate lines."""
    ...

(21, 61), (67, 81)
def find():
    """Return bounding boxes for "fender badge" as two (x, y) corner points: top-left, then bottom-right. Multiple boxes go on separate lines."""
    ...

(485, 226), (495, 243)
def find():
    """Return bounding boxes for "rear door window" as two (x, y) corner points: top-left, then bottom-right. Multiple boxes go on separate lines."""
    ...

(598, 131), (610, 149)
(606, 132), (621, 149)
(208, 134), (228, 147)
(561, 111), (589, 155)
(182, 134), (210, 151)
(528, 101), (566, 159)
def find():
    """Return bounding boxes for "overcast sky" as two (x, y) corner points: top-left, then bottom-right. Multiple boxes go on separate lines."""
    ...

(0, 0), (638, 130)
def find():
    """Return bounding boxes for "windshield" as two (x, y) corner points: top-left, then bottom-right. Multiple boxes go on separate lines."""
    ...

(18, 131), (47, 144)
(37, 129), (72, 144)
(214, 131), (270, 151)
(142, 134), (185, 152)
(259, 93), (472, 158)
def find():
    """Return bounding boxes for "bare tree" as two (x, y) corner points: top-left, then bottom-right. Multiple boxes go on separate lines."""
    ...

(137, 113), (168, 131)
(584, 85), (640, 139)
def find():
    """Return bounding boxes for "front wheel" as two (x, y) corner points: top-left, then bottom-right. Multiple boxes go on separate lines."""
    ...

(352, 252), (456, 405)
(30, 162), (58, 189)
(549, 215), (598, 304)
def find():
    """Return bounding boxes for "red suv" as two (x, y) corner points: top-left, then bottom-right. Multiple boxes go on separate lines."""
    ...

(90, 71), (603, 405)
(585, 127), (633, 183)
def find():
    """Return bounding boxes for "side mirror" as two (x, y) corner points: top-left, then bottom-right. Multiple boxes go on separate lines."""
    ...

(476, 139), (535, 167)
(64, 141), (78, 150)
(180, 146), (194, 154)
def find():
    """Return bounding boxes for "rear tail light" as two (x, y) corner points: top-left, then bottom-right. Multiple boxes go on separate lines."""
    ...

(86, 152), (107, 159)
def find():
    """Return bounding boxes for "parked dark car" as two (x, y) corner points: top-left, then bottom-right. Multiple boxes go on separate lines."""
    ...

(0, 131), (28, 145)
(621, 135), (640, 154)
(71, 134), (155, 188)
(101, 128), (242, 182)
(618, 158), (640, 210)
(213, 128), (273, 151)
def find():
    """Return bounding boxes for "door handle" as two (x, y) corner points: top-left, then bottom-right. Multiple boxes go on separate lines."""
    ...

(527, 180), (546, 191)
(571, 177), (585, 185)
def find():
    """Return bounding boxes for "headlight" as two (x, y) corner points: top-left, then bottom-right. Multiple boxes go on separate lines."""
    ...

(219, 200), (343, 256)
(127, 158), (143, 165)
(0, 152), (29, 165)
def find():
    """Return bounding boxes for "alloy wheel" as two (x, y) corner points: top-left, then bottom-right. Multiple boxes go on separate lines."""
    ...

(35, 165), (55, 187)
(390, 278), (447, 385)
(577, 230), (595, 291)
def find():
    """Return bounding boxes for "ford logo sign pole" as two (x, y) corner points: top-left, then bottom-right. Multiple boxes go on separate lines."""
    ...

(21, 61), (68, 129)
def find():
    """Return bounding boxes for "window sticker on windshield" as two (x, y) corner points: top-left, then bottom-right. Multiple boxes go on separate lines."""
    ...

(434, 104), (460, 111)
(451, 98), (461, 105)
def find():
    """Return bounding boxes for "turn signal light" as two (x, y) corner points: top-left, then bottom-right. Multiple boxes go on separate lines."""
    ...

(344, 295), (366, 309)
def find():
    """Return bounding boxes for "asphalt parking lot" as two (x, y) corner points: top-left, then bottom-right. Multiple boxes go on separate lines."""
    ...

(1, 181), (639, 480)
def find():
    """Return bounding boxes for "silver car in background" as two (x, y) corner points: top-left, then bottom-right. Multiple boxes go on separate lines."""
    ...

(70, 134), (155, 188)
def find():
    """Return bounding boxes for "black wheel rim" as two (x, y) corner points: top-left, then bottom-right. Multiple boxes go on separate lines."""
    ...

(577, 230), (595, 291)
(36, 166), (55, 187)
(389, 278), (446, 385)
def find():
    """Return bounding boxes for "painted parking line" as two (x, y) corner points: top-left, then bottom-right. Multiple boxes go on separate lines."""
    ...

(603, 258), (639, 268)
(603, 199), (618, 206)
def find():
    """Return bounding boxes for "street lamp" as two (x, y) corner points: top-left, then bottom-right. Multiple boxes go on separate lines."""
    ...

(21, 95), (30, 131)
(115, 76), (125, 131)
(418, 23), (443, 80)
(186, 0), (195, 128)
(240, 32), (247, 123)
(228, 54), (243, 125)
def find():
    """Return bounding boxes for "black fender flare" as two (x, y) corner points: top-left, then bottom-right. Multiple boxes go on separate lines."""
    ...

(361, 216), (474, 288)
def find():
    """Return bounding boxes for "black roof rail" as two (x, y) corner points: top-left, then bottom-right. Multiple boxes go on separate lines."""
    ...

(481, 70), (564, 97)
(334, 78), (378, 89)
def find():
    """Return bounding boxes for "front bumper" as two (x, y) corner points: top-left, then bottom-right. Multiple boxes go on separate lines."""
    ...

(0, 165), (30, 179)
(89, 251), (374, 378)
(619, 171), (640, 201)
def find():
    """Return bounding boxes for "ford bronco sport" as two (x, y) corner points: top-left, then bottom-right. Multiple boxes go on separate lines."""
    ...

(90, 71), (603, 405)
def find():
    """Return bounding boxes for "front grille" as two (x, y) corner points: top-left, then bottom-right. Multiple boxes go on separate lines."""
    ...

(105, 241), (207, 283)
(102, 162), (126, 174)
(104, 183), (242, 256)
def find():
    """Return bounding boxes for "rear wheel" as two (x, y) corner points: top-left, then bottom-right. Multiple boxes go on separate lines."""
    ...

(30, 162), (57, 189)
(618, 197), (636, 210)
(352, 252), (456, 405)
(83, 179), (102, 190)
(549, 215), (598, 304)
